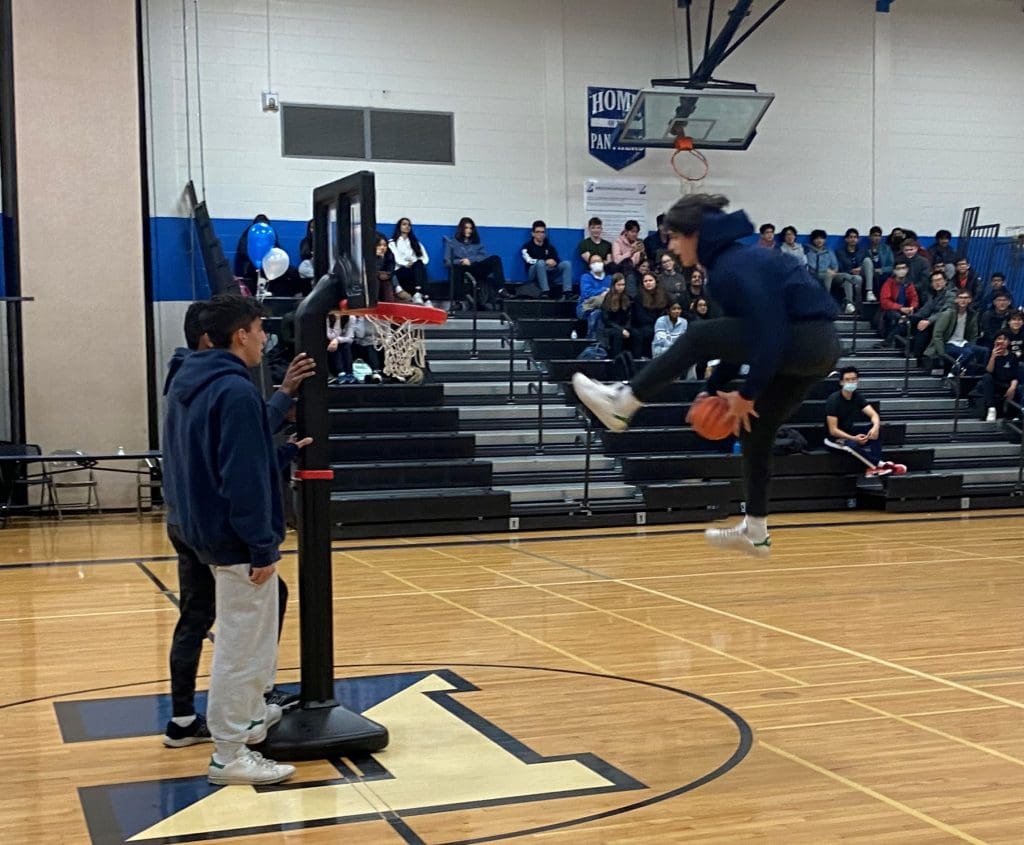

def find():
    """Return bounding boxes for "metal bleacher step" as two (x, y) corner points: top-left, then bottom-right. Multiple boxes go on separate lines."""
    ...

(470, 429), (585, 448)
(489, 454), (616, 474)
(458, 404), (577, 422)
(431, 358), (533, 374)
(930, 442), (1020, 460)
(424, 337), (525, 352)
(497, 481), (640, 504)
(442, 381), (559, 398)
(954, 467), (1024, 485)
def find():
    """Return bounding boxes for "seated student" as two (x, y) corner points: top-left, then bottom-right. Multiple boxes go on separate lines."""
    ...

(756, 223), (777, 249)
(978, 331), (1019, 422)
(326, 311), (356, 384)
(576, 217), (613, 266)
(577, 256), (612, 338)
(834, 227), (871, 309)
(298, 219), (314, 263)
(931, 229), (958, 278)
(805, 229), (838, 296)
(911, 270), (957, 367)
(979, 291), (1013, 347)
(373, 232), (397, 303)
(599, 273), (631, 358)
(886, 226), (906, 255)
(686, 296), (712, 377)
(902, 229), (931, 264)
(521, 220), (571, 297)
(681, 268), (723, 318)
(824, 366), (905, 476)
(778, 226), (806, 266)
(875, 259), (919, 348)
(899, 238), (933, 297)
(1005, 309), (1024, 360)
(981, 271), (1009, 311)
(653, 300), (687, 358)
(950, 257), (982, 300)
(656, 251), (688, 298)
(352, 316), (381, 373)
(444, 217), (506, 310)
(924, 288), (986, 373)
(864, 225), (895, 298)
(630, 272), (671, 358)
(644, 214), (671, 265)
(389, 217), (430, 303)
(611, 220), (646, 275)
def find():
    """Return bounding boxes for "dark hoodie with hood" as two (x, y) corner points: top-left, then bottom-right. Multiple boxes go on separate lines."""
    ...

(162, 347), (293, 528)
(698, 210), (837, 400)
(163, 349), (288, 568)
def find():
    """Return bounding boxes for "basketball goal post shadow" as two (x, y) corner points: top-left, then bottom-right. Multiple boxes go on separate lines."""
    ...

(260, 172), (445, 761)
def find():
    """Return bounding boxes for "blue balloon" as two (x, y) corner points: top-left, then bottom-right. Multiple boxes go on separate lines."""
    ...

(246, 222), (276, 268)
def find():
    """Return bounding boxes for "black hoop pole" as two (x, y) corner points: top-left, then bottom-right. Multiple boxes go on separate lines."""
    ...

(260, 256), (388, 761)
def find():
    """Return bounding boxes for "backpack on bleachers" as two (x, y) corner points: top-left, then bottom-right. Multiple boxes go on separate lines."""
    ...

(772, 426), (808, 455)
(577, 342), (608, 360)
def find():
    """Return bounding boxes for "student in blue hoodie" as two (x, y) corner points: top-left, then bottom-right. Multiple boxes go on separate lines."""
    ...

(161, 302), (314, 751)
(573, 194), (840, 558)
(164, 295), (310, 786)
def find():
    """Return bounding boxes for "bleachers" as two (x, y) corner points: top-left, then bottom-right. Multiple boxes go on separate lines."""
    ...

(313, 298), (1023, 538)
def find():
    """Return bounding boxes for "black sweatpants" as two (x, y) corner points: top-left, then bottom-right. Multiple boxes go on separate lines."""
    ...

(630, 318), (840, 518)
(167, 522), (289, 717)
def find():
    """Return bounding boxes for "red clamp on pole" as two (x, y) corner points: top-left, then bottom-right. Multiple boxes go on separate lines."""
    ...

(294, 469), (335, 481)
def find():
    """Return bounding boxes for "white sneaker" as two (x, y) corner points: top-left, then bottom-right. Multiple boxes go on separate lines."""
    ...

(246, 703), (283, 745)
(705, 523), (772, 558)
(411, 291), (425, 304)
(865, 290), (877, 302)
(844, 302), (857, 315)
(208, 749), (295, 786)
(571, 373), (637, 432)
(986, 407), (997, 422)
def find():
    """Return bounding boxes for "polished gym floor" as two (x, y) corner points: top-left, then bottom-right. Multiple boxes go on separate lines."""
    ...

(1, 510), (1021, 844)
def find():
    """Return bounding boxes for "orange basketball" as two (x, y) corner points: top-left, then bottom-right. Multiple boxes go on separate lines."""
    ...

(688, 395), (736, 441)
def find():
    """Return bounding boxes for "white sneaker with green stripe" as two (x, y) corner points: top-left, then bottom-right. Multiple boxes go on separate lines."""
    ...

(571, 373), (638, 432)
(246, 703), (283, 745)
(208, 749), (295, 786)
(705, 523), (772, 558)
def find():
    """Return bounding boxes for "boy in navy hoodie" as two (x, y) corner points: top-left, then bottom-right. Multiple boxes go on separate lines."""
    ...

(162, 302), (314, 752)
(573, 194), (840, 557)
(164, 295), (307, 786)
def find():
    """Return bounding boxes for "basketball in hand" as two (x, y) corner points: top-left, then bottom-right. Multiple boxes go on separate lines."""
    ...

(687, 395), (736, 441)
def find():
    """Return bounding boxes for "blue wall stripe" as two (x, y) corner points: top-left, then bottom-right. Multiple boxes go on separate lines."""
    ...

(149, 216), (983, 304)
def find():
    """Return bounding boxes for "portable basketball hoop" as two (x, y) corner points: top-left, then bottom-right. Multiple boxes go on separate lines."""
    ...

(343, 300), (448, 380)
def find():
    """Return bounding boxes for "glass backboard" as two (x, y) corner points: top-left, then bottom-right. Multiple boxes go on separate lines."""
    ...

(616, 87), (774, 151)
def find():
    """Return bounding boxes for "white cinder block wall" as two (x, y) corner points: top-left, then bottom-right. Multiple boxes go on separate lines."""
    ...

(144, 0), (1024, 234)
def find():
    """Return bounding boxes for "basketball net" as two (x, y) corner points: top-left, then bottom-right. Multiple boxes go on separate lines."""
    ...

(364, 315), (427, 379)
(671, 136), (709, 190)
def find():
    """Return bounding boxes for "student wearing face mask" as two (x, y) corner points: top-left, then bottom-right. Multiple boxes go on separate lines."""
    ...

(577, 254), (612, 338)
(875, 259), (920, 348)
(824, 367), (905, 476)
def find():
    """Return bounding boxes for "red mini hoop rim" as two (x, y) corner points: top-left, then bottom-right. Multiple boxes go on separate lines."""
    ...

(338, 300), (448, 325)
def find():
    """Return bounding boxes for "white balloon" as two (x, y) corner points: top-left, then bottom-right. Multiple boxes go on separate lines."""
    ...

(261, 247), (290, 281)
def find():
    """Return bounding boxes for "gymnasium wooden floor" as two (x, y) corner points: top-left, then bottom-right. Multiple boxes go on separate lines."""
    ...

(1, 509), (1022, 844)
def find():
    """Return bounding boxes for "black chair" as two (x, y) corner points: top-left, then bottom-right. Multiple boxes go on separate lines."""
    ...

(0, 444), (58, 527)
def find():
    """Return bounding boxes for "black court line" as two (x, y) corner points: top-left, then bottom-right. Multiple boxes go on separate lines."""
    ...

(1, 510), (1021, 573)
(134, 561), (180, 609)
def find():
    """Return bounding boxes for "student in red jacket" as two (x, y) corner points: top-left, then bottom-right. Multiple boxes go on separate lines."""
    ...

(875, 258), (920, 348)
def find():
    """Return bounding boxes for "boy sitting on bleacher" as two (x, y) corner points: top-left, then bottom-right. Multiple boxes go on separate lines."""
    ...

(824, 366), (906, 477)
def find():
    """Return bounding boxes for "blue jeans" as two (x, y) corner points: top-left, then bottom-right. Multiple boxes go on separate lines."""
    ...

(945, 341), (986, 369)
(528, 260), (571, 293)
(832, 423), (882, 464)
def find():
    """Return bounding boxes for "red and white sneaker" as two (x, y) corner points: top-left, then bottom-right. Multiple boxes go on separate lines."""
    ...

(879, 461), (907, 475)
(865, 465), (892, 477)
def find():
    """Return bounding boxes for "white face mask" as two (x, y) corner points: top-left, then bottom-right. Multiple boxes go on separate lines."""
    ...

(590, 262), (605, 277)
(842, 381), (858, 393)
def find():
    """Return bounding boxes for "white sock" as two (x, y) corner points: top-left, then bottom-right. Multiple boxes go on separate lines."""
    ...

(744, 516), (768, 541)
(172, 715), (196, 728)
(614, 384), (643, 416)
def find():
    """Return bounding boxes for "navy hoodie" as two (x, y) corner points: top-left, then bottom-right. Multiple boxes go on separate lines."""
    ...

(162, 347), (293, 528)
(163, 349), (284, 568)
(699, 210), (837, 399)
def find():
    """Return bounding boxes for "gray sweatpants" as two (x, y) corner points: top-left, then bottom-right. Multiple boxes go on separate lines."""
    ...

(207, 564), (279, 760)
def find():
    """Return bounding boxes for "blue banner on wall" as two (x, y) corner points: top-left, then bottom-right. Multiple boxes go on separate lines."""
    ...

(587, 86), (645, 171)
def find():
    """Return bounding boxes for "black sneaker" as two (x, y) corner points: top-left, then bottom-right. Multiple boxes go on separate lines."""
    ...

(264, 687), (300, 710)
(163, 714), (212, 748)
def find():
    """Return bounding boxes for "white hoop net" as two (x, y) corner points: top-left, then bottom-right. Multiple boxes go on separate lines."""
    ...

(365, 315), (428, 379)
